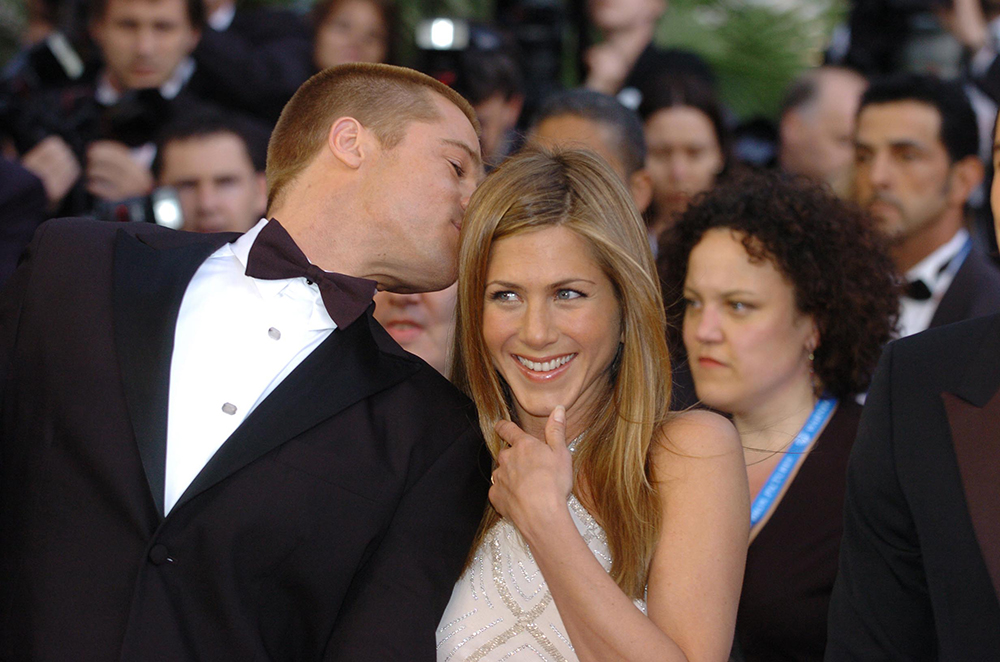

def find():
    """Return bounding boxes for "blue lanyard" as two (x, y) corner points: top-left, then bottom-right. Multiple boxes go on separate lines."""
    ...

(749, 396), (838, 528)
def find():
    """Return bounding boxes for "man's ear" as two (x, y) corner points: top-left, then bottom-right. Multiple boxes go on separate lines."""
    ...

(327, 117), (367, 169)
(185, 27), (202, 56)
(628, 168), (654, 215)
(948, 154), (985, 206)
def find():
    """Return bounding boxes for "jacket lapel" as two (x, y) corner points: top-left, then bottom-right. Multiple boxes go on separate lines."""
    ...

(930, 248), (978, 329)
(941, 315), (1000, 603)
(113, 228), (235, 517)
(172, 311), (420, 512)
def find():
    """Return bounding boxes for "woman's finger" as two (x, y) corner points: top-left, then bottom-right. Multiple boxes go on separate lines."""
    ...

(544, 406), (567, 451)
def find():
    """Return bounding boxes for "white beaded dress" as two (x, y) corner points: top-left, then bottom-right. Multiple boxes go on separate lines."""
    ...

(436, 494), (647, 662)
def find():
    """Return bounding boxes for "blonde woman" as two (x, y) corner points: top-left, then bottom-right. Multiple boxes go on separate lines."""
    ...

(436, 148), (749, 662)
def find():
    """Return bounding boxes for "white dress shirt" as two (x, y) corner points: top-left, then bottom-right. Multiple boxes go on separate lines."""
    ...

(897, 228), (971, 339)
(164, 219), (338, 513)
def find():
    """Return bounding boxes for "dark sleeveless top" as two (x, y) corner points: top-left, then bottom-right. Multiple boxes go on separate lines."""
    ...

(734, 399), (862, 662)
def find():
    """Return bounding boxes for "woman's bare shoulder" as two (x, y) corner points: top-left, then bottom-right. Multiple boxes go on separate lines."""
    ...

(655, 409), (740, 457)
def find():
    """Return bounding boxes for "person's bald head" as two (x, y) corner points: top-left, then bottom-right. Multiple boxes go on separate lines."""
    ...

(779, 66), (867, 198)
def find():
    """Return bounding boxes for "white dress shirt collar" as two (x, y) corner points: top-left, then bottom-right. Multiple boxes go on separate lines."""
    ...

(225, 218), (338, 331)
(904, 228), (970, 297)
(95, 57), (196, 106)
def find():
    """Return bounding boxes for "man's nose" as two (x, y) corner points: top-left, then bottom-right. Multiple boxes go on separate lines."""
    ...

(868, 151), (894, 189)
(134, 27), (157, 57)
(196, 184), (220, 212)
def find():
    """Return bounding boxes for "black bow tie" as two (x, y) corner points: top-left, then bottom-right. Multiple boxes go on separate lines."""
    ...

(905, 279), (933, 301)
(244, 219), (377, 328)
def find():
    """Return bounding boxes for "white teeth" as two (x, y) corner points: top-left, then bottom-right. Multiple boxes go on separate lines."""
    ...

(516, 354), (574, 372)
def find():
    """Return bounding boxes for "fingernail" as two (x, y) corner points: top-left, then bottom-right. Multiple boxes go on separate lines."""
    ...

(554, 406), (565, 423)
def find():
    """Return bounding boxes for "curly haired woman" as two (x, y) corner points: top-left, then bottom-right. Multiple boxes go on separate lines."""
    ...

(658, 169), (899, 662)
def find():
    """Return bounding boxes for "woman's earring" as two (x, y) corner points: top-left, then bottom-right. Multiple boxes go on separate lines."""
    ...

(807, 348), (820, 396)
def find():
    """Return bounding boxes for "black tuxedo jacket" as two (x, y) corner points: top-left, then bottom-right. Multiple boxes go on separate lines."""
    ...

(929, 244), (1000, 329)
(826, 314), (1000, 660)
(0, 219), (489, 661)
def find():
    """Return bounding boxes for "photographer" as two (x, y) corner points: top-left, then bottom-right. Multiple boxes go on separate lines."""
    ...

(4, 0), (219, 218)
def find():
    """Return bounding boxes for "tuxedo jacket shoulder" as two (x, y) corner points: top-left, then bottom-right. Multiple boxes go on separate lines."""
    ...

(826, 314), (1000, 660)
(0, 218), (489, 661)
(931, 245), (1000, 328)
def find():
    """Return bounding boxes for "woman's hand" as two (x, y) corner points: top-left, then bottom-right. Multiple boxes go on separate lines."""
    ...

(490, 406), (573, 538)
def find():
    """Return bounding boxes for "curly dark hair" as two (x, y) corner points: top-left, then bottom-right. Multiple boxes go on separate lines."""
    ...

(658, 169), (899, 399)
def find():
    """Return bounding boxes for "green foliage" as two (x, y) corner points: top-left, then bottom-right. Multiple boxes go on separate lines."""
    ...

(0, 0), (26, 68)
(656, 0), (848, 120)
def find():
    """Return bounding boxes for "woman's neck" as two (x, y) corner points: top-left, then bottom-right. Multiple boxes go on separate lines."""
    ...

(733, 381), (819, 462)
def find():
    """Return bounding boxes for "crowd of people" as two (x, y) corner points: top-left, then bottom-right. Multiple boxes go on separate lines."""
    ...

(2, 0), (1000, 660)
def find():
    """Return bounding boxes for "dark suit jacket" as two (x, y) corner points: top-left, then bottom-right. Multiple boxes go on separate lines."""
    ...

(0, 219), (488, 661)
(826, 314), (1000, 660)
(0, 158), (46, 288)
(191, 7), (313, 124)
(929, 244), (1000, 329)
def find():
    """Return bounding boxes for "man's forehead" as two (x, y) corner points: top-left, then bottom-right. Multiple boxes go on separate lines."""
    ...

(857, 101), (943, 144)
(102, 0), (189, 20)
(164, 134), (254, 171)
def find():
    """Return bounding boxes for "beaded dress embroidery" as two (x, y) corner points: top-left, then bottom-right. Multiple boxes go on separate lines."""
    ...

(436, 435), (647, 661)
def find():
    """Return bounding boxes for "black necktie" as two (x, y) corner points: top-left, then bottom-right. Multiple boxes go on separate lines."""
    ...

(244, 219), (377, 328)
(905, 279), (932, 301)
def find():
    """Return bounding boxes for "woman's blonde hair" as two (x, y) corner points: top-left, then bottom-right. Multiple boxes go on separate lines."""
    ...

(453, 148), (673, 598)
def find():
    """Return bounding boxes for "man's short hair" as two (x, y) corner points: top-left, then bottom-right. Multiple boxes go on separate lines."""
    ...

(89, 0), (205, 29)
(152, 110), (270, 178)
(531, 89), (646, 176)
(266, 63), (480, 212)
(859, 73), (979, 163)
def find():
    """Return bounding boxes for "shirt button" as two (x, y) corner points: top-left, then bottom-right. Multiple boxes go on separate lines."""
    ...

(268, 327), (281, 340)
(149, 544), (171, 565)
(221, 402), (238, 415)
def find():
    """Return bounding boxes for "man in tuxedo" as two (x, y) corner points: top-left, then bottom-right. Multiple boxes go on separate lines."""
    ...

(853, 73), (1000, 338)
(825, 112), (1000, 659)
(0, 63), (488, 660)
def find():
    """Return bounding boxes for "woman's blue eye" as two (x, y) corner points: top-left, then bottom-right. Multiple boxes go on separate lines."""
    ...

(489, 290), (517, 302)
(556, 289), (583, 300)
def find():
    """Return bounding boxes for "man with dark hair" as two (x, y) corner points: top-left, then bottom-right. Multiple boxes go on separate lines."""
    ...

(154, 111), (268, 233)
(528, 88), (652, 215)
(826, 109), (1000, 660)
(778, 66), (867, 199)
(853, 73), (1000, 337)
(13, 0), (208, 215)
(0, 63), (487, 660)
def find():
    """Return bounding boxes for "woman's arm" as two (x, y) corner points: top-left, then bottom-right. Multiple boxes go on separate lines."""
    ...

(491, 409), (749, 662)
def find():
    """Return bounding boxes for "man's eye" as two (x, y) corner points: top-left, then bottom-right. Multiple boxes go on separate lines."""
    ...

(451, 161), (465, 177)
